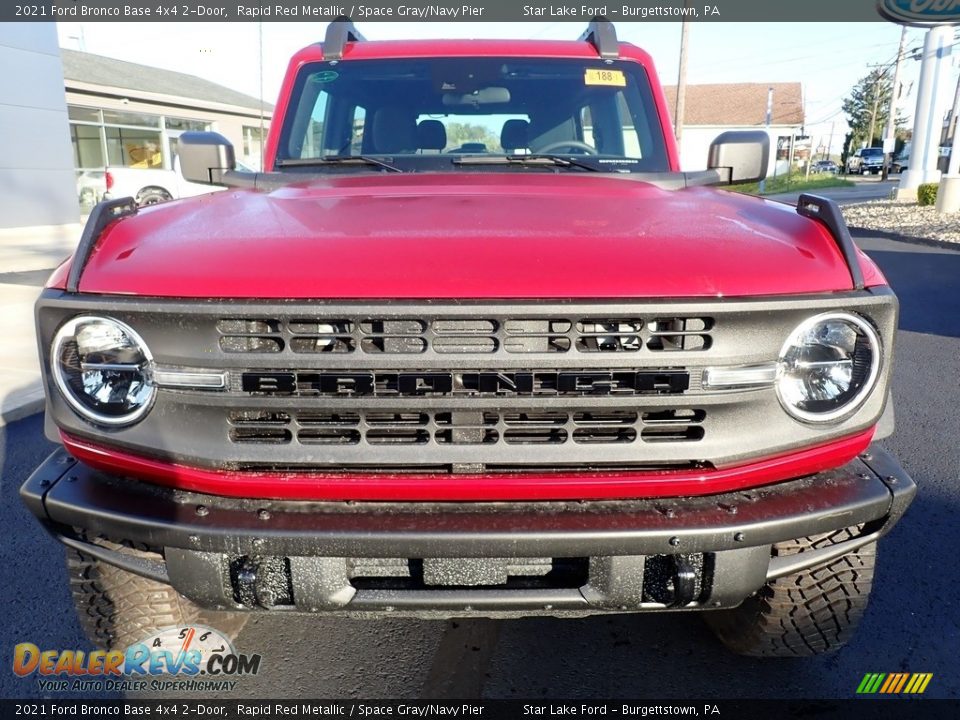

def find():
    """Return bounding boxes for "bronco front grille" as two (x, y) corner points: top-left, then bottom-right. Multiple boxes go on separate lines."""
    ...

(36, 292), (898, 475)
(218, 315), (714, 356)
(227, 407), (707, 447)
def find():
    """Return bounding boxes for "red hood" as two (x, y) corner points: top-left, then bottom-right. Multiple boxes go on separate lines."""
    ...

(73, 173), (870, 299)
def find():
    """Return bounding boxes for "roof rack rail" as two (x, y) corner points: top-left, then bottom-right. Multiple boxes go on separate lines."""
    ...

(579, 17), (619, 60)
(324, 16), (365, 61)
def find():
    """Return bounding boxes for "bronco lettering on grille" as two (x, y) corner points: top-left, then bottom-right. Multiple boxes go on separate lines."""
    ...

(240, 370), (690, 396)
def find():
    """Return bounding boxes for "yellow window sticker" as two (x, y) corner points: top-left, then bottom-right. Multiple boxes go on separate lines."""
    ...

(584, 68), (626, 87)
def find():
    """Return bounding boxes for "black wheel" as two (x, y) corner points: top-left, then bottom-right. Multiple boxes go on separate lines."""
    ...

(704, 528), (875, 657)
(135, 187), (173, 206)
(66, 542), (247, 650)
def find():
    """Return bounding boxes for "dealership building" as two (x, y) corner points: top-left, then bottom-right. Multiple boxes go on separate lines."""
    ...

(0, 26), (272, 244)
(62, 49), (273, 175)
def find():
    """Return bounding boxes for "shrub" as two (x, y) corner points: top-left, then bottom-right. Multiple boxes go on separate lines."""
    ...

(918, 183), (939, 206)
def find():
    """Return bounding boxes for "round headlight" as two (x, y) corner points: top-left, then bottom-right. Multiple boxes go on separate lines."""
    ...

(51, 316), (155, 426)
(776, 312), (881, 423)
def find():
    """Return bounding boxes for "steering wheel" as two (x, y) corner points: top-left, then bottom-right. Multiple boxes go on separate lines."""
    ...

(535, 140), (598, 155)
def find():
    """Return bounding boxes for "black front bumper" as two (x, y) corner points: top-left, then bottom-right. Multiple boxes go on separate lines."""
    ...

(21, 445), (915, 618)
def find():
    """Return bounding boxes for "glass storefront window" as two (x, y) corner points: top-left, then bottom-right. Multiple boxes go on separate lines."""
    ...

(243, 125), (264, 155)
(101, 109), (162, 128)
(165, 117), (209, 131)
(71, 124), (105, 168)
(68, 106), (101, 123)
(105, 127), (164, 168)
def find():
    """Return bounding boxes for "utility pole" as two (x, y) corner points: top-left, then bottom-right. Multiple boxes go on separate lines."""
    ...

(826, 121), (835, 161)
(759, 87), (773, 193)
(867, 69), (882, 148)
(674, 20), (690, 146)
(882, 26), (908, 180)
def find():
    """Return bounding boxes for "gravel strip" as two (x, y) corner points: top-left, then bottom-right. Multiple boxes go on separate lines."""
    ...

(842, 200), (960, 244)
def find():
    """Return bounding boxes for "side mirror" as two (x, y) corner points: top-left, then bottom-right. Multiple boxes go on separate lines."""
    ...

(708, 131), (769, 184)
(178, 131), (236, 185)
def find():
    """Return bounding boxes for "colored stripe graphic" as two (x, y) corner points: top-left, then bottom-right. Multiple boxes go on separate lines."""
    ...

(879, 674), (897, 693)
(893, 673), (910, 693)
(856, 672), (932, 694)
(906, 673), (933, 694)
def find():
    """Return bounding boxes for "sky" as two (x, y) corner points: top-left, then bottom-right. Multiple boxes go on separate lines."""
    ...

(56, 21), (958, 158)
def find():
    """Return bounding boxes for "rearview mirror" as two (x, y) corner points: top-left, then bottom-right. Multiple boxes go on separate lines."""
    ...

(178, 131), (236, 185)
(442, 87), (511, 107)
(707, 131), (769, 184)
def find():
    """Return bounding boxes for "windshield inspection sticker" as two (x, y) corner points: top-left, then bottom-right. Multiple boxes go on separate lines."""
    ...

(312, 71), (339, 84)
(584, 69), (626, 87)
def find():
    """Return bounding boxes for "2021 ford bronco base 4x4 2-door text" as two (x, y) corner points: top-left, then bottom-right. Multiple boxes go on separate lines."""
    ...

(23, 19), (915, 657)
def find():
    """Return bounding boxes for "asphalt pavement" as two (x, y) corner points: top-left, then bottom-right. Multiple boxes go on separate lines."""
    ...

(766, 176), (899, 206)
(2, 232), (958, 700)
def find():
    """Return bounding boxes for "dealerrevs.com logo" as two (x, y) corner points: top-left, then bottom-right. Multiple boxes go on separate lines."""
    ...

(13, 625), (261, 693)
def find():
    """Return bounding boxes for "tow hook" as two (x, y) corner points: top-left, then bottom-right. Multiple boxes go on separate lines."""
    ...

(232, 556), (295, 608)
(670, 556), (697, 607)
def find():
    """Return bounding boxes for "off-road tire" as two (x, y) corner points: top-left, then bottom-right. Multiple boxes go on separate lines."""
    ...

(66, 542), (248, 650)
(135, 187), (173, 206)
(704, 529), (876, 657)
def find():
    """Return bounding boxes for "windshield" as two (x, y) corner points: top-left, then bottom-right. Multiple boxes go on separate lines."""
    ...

(276, 57), (669, 173)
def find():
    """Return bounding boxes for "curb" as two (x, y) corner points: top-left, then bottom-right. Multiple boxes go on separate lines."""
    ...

(0, 396), (44, 427)
(0, 384), (45, 427)
(849, 226), (960, 252)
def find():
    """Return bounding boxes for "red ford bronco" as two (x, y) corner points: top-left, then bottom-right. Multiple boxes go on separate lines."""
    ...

(23, 19), (914, 657)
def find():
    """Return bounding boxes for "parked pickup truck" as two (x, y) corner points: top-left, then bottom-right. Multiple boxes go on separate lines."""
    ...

(846, 147), (885, 175)
(103, 159), (254, 206)
(22, 18), (914, 658)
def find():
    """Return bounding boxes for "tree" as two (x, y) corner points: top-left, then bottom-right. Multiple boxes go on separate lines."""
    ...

(842, 69), (903, 150)
(444, 122), (501, 151)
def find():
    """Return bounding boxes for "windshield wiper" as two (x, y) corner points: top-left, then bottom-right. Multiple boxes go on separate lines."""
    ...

(453, 154), (603, 172)
(275, 156), (403, 173)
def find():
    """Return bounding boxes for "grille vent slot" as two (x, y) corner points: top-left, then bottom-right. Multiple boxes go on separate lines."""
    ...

(227, 408), (705, 448)
(647, 317), (713, 352)
(217, 316), (714, 355)
(218, 319), (283, 354)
